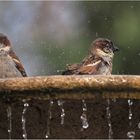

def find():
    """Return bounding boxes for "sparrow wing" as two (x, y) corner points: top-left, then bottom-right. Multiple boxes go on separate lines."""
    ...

(82, 54), (95, 65)
(74, 54), (102, 74)
(9, 49), (27, 77)
(62, 54), (102, 75)
(77, 60), (101, 74)
(62, 63), (81, 75)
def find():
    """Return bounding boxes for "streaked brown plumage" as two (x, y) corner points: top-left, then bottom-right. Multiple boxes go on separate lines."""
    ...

(62, 38), (119, 75)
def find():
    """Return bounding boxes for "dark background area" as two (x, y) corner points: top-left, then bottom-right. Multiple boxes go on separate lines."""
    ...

(0, 1), (139, 76)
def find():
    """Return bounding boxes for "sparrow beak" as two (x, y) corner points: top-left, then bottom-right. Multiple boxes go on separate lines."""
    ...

(113, 46), (119, 52)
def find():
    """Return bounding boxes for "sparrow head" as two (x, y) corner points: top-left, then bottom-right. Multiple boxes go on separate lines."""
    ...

(0, 33), (11, 47)
(90, 38), (119, 61)
(0, 33), (11, 53)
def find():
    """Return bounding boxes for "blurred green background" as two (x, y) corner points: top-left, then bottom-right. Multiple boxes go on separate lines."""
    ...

(0, 1), (139, 76)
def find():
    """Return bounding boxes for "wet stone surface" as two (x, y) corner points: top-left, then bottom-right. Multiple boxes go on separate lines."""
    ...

(0, 98), (140, 139)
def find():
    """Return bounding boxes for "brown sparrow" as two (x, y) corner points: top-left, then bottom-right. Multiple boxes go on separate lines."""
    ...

(62, 38), (119, 75)
(0, 33), (27, 78)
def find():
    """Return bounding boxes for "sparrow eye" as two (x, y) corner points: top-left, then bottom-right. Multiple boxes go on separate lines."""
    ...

(103, 47), (110, 53)
(106, 43), (112, 48)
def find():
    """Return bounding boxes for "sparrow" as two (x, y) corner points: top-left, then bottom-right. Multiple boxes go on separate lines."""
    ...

(62, 38), (119, 75)
(0, 33), (27, 78)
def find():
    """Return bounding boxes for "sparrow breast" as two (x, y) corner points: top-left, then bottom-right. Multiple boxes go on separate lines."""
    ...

(0, 51), (23, 78)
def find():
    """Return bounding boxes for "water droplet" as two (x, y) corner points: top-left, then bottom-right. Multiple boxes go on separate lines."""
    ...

(45, 100), (54, 139)
(22, 102), (29, 140)
(127, 99), (135, 139)
(80, 113), (89, 129)
(49, 100), (54, 120)
(128, 99), (133, 123)
(106, 99), (113, 139)
(80, 100), (89, 130)
(128, 99), (133, 106)
(45, 135), (49, 138)
(130, 5), (134, 9)
(57, 100), (65, 125)
(95, 32), (98, 37)
(127, 131), (135, 139)
(56, 70), (63, 73)
(7, 105), (12, 139)
(104, 17), (108, 20)
(138, 122), (140, 129)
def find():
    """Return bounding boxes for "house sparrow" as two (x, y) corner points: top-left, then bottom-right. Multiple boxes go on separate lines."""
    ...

(0, 33), (27, 78)
(62, 38), (119, 75)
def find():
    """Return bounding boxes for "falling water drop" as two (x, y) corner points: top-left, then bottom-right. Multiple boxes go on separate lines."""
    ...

(127, 131), (135, 139)
(127, 99), (135, 139)
(138, 122), (140, 129)
(22, 102), (29, 140)
(45, 100), (54, 139)
(56, 70), (63, 73)
(106, 99), (113, 139)
(49, 100), (54, 120)
(57, 100), (65, 125)
(7, 105), (12, 139)
(128, 99), (133, 124)
(56, 70), (60, 73)
(95, 32), (98, 37)
(80, 99), (89, 130)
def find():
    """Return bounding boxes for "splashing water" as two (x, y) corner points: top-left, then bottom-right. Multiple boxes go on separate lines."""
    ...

(7, 105), (12, 139)
(106, 99), (113, 139)
(128, 99), (133, 126)
(22, 102), (29, 140)
(80, 99), (89, 130)
(127, 99), (135, 139)
(137, 105), (140, 130)
(45, 100), (54, 139)
(138, 122), (140, 129)
(57, 100), (65, 125)
(56, 70), (64, 73)
(127, 131), (135, 139)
